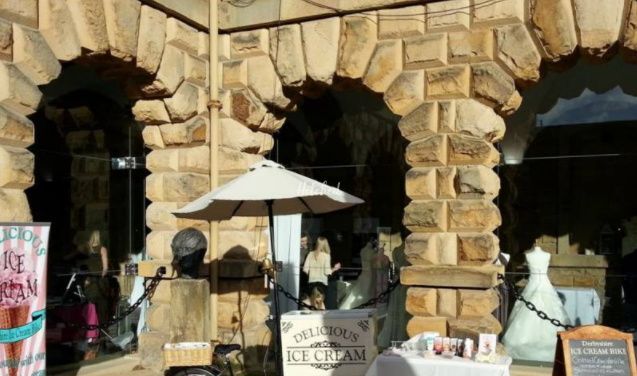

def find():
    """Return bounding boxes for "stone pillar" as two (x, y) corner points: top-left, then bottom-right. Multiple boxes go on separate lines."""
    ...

(141, 271), (172, 372)
(0, 4), (42, 223)
(0, 106), (34, 221)
(396, 1), (537, 340)
(137, 14), (213, 367)
(216, 27), (283, 373)
(400, 98), (506, 339)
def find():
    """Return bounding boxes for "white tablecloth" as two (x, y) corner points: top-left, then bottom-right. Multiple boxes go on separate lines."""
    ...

(555, 287), (600, 326)
(364, 352), (511, 376)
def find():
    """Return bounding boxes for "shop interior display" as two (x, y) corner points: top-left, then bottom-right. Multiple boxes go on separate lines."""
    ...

(377, 232), (407, 349)
(27, 65), (146, 366)
(502, 247), (571, 361)
(338, 240), (384, 309)
(277, 88), (409, 345)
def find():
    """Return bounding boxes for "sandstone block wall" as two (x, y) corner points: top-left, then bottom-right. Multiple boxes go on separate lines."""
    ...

(215, 0), (637, 351)
(3, 0), (637, 372)
(216, 2), (520, 343)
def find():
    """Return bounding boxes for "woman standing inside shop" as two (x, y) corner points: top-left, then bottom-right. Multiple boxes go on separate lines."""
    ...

(303, 236), (340, 305)
(78, 230), (110, 359)
(65, 230), (111, 316)
(81, 230), (110, 278)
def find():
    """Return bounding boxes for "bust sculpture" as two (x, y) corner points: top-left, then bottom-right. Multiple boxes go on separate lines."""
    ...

(170, 227), (207, 279)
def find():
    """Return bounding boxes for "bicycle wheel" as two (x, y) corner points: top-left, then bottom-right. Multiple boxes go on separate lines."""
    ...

(170, 366), (218, 376)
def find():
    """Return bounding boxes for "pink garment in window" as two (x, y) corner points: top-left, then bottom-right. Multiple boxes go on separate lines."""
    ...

(82, 303), (100, 339)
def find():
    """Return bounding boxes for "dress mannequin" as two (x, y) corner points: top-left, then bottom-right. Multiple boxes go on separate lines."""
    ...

(373, 246), (390, 301)
(502, 246), (571, 362)
(377, 237), (408, 348)
(338, 241), (377, 309)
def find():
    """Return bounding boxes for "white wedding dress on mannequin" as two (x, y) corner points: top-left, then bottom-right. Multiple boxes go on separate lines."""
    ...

(339, 242), (377, 309)
(502, 247), (571, 362)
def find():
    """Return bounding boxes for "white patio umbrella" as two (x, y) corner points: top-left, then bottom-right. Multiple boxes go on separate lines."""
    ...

(172, 159), (364, 376)
(173, 159), (363, 220)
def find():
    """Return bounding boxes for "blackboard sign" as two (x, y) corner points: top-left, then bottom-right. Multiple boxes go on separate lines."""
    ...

(569, 340), (631, 375)
(553, 326), (637, 376)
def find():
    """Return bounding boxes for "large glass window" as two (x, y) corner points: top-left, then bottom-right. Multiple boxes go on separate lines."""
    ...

(274, 88), (409, 347)
(499, 56), (637, 362)
(26, 65), (147, 367)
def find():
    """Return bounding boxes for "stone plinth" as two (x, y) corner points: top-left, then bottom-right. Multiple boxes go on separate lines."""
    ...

(170, 279), (211, 342)
(139, 331), (169, 372)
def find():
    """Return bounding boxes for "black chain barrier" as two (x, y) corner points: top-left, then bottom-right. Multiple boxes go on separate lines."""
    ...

(276, 272), (572, 330)
(274, 281), (317, 310)
(49, 267), (167, 331)
(353, 278), (401, 309)
(274, 277), (401, 310)
(47, 266), (573, 335)
(498, 274), (574, 330)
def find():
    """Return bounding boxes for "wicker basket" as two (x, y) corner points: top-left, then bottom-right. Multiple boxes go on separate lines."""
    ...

(163, 342), (213, 367)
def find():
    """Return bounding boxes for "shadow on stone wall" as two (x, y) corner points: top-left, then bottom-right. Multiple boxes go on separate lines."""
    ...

(218, 245), (273, 375)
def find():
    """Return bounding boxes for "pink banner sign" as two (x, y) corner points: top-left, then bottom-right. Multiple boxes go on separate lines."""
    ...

(0, 223), (50, 376)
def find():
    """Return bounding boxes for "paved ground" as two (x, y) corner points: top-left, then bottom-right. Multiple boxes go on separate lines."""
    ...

(47, 353), (554, 376)
(511, 364), (553, 376)
(48, 354), (159, 376)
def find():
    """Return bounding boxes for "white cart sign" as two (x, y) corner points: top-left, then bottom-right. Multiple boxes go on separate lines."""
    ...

(281, 310), (377, 376)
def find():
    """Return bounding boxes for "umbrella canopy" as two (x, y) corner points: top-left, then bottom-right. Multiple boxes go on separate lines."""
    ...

(172, 160), (364, 220)
(171, 159), (363, 376)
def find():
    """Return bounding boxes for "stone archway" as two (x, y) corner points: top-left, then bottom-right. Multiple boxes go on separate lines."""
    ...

(215, 2), (513, 363)
(214, 0), (637, 366)
(3, 0), (634, 372)
(0, 0), (211, 364)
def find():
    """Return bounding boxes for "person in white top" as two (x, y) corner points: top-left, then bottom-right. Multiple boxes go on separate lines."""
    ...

(303, 236), (341, 297)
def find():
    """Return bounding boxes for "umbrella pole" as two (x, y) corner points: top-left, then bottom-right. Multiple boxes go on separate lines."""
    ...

(267, 200), (284, 376)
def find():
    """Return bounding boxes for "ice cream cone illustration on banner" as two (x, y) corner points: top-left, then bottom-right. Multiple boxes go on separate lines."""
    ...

(0, 250), (38, 376)
(0, 306), (30, 376)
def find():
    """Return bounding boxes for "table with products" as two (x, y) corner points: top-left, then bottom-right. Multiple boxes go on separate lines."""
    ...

(364, 351), (512, 376)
